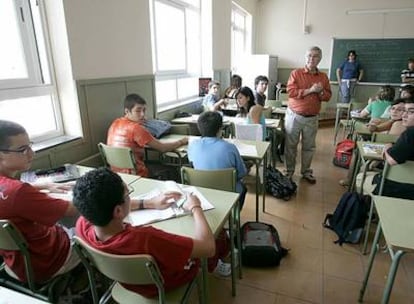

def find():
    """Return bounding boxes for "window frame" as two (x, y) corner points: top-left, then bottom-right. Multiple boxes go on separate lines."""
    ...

(231, 3), (251, 72)
(150, 0), (202, 108)
(0, 0), (64, 142)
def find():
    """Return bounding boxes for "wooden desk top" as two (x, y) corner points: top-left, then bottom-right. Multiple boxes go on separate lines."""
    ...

(373, 195), (414, 252)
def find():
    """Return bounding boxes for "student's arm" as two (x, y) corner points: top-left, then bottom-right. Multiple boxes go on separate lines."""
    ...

(130, 192), (181, 210)
(384, 144), (398, 166)
(249, 105), (263, 124)
(147, 137), (188, 153)
(183, 194), (215, 258)
(368, 120), (393, 133)
(212, 99), (227, 111)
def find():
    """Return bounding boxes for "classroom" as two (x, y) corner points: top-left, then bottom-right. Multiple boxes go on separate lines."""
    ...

(1, 0), (414, 303)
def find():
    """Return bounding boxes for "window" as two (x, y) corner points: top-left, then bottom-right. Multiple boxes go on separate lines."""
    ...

(150, 0), (201, 107)
(231, 3), (251, 72)
(0, 0), (63, 141)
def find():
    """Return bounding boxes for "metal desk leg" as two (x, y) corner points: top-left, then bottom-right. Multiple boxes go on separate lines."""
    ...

(262, 153), (267, 214)
(334, 106), (341, 145)
(359, 223), (382, 302)
(233, 201), (242, 279)
(255, 160), (260, 222)
(349, 149), (361, 192)
(228, 211), (236, 297)
(381, 250), (406, 304)
(201, 258), (208, 304)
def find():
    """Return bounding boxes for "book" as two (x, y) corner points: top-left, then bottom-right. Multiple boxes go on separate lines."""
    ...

(362, 143), (385, 156)
(126, 184), (214, 226)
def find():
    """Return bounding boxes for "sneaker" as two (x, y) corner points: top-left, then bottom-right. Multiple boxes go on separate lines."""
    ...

(302, 173), (316, 184)
(214, 259), (231, 277)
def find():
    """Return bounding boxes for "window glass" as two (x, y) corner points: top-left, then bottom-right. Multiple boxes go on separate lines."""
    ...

(177, 77), (198, 100)
(155, 79), (177, 105)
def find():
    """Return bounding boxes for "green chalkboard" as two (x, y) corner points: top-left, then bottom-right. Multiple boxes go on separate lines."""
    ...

(330, 38), (414, 84)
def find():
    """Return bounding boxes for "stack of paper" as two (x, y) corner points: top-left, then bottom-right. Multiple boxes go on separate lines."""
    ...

(126, 184), (214, 226)
(362, 143), (384, 155)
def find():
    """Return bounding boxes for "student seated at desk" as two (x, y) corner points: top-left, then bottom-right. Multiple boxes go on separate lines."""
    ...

(107, 93), (187, 177)
(202, 80), (228, 112)
(188, 112), (248, 209)
(235, 86), (266, 140)
(359, 85), (395, 123)
(224, 74), (242, 99)
(0, 120), (80, 283)
(73, 168), (231, 297)
(356, 99), (414, 199)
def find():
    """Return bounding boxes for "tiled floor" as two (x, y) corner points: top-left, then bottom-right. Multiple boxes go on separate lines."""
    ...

(203, 126), (414, 304)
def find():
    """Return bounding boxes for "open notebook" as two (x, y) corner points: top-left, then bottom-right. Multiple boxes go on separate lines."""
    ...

(126, 182), (214, 226)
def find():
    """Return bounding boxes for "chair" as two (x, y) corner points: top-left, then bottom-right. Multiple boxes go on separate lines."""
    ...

(0, 220), (71, 303)
(180, 167), (242, 285)
(73, 236), (201, 304)
(361, 161), (414, 254)
(98, 143), (138, 174)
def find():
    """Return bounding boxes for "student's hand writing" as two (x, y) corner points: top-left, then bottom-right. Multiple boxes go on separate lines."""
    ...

(149, 191), (182, 210)
(33, 182), (73, 193)
(182, 193), (201, 212)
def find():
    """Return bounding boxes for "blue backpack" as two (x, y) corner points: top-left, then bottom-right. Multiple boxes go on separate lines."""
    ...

(323, 192), (369, 245)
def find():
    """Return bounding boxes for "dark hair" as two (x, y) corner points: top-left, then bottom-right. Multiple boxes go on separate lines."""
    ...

(230, 75), (242, 88)
(73, 167), (125, 227)
(197, 111), (223, 137)
(0, 120), (27, 150)
(408, 58), (414, 64)
(347, 50), (357, 58)
(377, 85), (395, 101)
(391, 98), (406, 106)
(124, 93), (146, 111)
(235, 86), (255, 116)
(404, 97), (414, 104)
(400, 85), (414, 97)
(254, 75), (269, 87)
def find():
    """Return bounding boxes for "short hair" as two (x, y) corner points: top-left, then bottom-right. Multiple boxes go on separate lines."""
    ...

(347, 50), (357, 58)
(0, 120), (27, 150)
(377, 85), (395, 101)
(391, 98), (406, 106)
(306, 46), (322, 58)
(230, 75), (242, 88)
(124, 93), (146, 111)
(208, 81), (220, 89)
(404, 97), (414, 104)
(197, 111), (223, 137)
(254, 75), (269, 87)
(408, 58), (414, 64)
(73, 167), (125, 227)
(235, 86), (256, 115)
(400, 85), (414, 97)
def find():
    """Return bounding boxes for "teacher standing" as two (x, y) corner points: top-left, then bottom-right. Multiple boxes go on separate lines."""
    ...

(336, 50), (364, 103)
(285, 46), (332, 184)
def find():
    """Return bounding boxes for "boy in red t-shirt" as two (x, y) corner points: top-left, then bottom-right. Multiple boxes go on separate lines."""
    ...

(0, 120), (80, 282)
(73, 167), (216, 297)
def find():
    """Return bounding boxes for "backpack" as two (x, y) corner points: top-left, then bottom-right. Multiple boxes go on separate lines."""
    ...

(333, 139), (355, 169)
(323, 192), (369, 245)
(265, 165), (297, 201)
(241, 221), (288, 267)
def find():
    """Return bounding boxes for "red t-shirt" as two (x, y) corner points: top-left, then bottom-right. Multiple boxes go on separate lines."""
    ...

(0, 177), (70, 282)
(76, 217), (198, 298)
(107, 117), (155, 177)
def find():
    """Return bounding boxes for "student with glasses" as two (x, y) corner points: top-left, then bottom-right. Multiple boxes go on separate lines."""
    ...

(0, 120), (81, 283)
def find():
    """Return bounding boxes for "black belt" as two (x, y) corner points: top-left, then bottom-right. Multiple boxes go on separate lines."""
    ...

(292, 110), (317, 118)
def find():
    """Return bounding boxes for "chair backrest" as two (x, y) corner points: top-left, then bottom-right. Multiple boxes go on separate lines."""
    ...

(0, 220), (35, 290)
(234, 123), (263, 141)
(265, 99), (282, 108)
(262, 107), (273, 118)
(378, 161), (414, 195)
(98, 143), (137, 174)
(371, 132), (398, 144)
(278, 92), (288, 102)
(73, 236), (165, 297)
(181, 167), (236, 193)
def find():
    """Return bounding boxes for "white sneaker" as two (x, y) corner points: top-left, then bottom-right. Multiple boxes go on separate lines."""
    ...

(214, 259), (231, 277)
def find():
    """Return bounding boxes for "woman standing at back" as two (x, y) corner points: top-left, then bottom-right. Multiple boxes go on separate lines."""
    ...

(224, 74), (242, 99)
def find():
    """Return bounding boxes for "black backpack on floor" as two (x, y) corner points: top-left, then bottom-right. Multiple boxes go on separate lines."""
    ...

(265, 165), (297, 201)
(323, 192), (369, 245)
(241, 221), (288, 267)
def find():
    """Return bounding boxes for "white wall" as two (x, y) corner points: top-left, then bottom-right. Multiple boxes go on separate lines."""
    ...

(256, 0), (414, 69)
(63, 0), (153, 79)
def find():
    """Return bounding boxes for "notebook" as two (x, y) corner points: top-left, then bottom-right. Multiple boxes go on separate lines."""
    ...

(20, 164), (80, 184)
(362, 143), (385, 156)
(126, 184), (214, 226)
